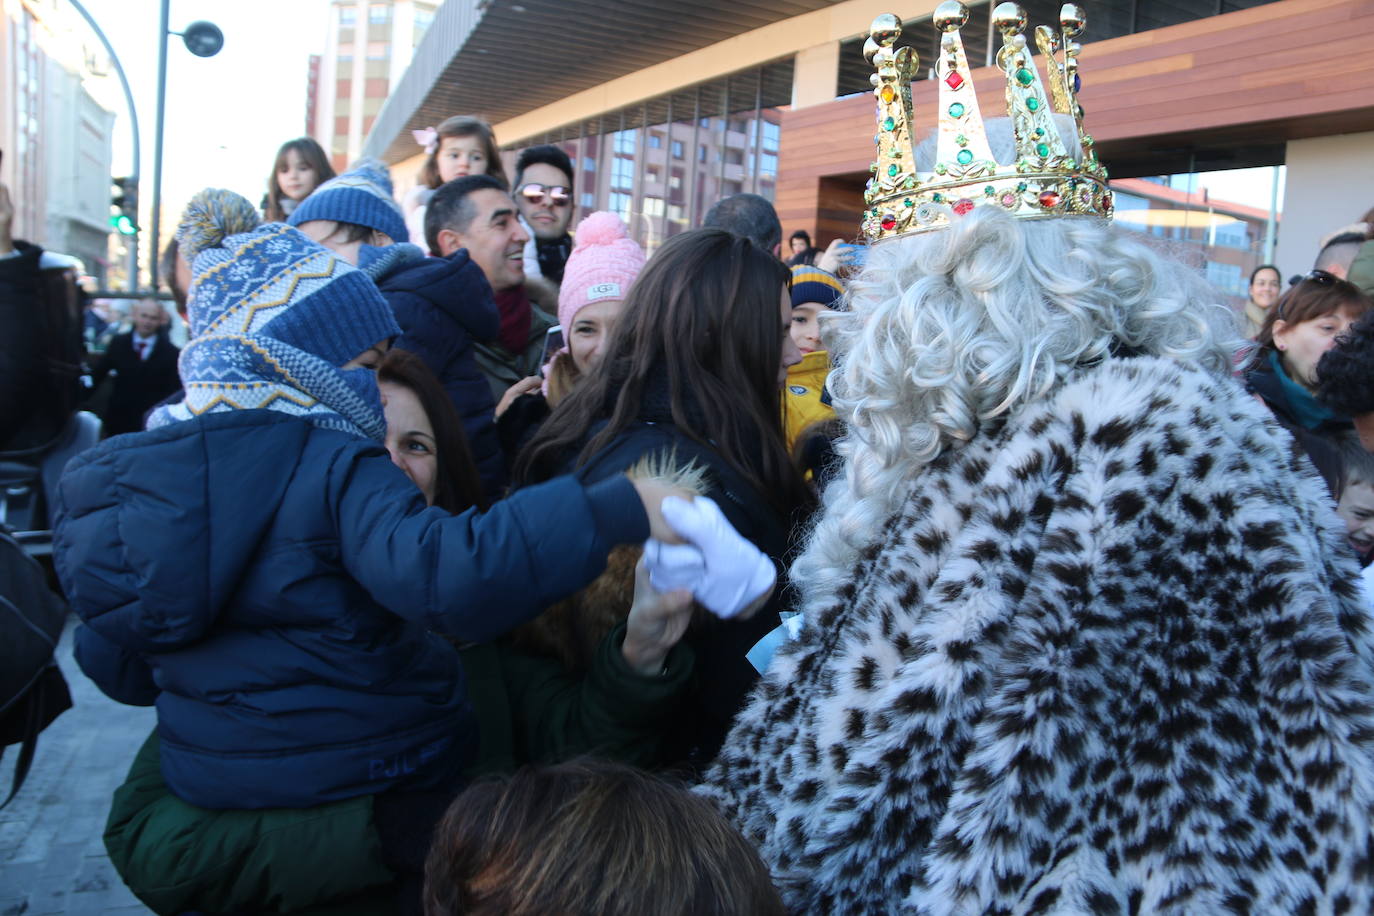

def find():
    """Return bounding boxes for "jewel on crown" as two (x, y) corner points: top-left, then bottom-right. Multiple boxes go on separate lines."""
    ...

(861, 1), (1114, 242)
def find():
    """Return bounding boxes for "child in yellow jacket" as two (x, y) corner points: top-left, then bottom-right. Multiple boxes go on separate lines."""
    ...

(783, 265), (845, 466)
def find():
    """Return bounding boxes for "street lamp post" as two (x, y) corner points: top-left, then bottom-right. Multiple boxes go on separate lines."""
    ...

(148, 4), (223, 292)
(66, 0), (140, 292)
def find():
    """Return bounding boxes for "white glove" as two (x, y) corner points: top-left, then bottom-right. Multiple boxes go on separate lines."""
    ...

(652, 496), (776, 619)
(642, 539), (706, 592)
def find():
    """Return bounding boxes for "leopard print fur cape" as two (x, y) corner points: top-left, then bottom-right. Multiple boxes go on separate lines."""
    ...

(701, 356), (1374, 914)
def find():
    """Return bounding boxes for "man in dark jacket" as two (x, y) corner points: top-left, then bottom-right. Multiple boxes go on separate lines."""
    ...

(291, 161), (506, 496)
(426, 175), (558, 405)
(0, 179), (45, 447)
(1, 179), (87, 451)
(365, 246), (505, 496)
(89, 299), (181, 437)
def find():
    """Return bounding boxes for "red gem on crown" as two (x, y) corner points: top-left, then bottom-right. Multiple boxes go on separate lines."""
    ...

(944, 71), (964, 91)
(880, 214), (897, 231)
(952, 199), (975, 216)
(1038, 190), (1062, 209)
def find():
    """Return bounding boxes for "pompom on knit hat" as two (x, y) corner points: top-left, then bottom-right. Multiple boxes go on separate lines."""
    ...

(789, 265), (845, 310)
(147, 209), (401, 441)
(557, 212), (646, 334)
(287, 158), (410, 246)
(175, 188), (261, 264)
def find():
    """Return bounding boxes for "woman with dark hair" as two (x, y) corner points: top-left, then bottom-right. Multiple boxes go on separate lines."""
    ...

(379, 349), (487, 512)
(1242, 263), (1281, 338)
(423, 760), (785, 916)
(515, 227), (812, 769)
(1246, 270), (1373, 494)
(1318, 308), (1374, 451)
(263, 137), (335, 222)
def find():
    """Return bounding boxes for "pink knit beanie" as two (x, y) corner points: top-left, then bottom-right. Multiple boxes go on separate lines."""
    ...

(557, 212), (646, 335)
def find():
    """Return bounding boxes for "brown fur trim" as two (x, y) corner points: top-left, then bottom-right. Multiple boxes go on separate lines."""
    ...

(510, 451), (707, 670)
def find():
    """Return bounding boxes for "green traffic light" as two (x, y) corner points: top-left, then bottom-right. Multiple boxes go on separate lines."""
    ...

(110, 213), (137, 236)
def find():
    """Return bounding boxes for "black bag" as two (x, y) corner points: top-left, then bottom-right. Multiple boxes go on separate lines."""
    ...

(0, 524), (72, 808)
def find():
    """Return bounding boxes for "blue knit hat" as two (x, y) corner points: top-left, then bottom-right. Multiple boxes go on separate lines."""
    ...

(147, 214), (402, 440)
(288, 158), (410, 246)
(790, 265), (845, 310)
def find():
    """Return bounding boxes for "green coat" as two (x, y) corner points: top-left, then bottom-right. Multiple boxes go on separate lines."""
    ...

(104, 624), (693, 915)
(1349, 238), (1374, 299)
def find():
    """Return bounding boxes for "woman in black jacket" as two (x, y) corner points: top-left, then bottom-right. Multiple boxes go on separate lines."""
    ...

(515, 228), (814, 769)
(1246, 270), (1372, 495)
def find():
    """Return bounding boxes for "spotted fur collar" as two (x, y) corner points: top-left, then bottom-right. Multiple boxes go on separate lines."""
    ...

(702, 356), (1374, 914)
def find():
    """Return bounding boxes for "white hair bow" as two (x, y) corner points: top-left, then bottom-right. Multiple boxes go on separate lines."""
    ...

(412, 126), (438, 155)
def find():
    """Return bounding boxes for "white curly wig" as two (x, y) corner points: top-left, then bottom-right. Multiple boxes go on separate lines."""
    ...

(793, 117), (1244, 596)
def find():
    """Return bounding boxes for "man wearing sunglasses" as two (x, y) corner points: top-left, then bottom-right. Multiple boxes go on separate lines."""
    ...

(513, 145), (575, 285)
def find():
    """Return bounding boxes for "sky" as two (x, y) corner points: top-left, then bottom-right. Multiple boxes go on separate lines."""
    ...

(75, 0), (331, 249)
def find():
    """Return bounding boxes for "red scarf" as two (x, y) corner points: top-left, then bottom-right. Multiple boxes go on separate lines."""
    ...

(493, 287), (532, 355)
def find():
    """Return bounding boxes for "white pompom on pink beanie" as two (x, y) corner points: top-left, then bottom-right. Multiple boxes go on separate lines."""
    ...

(557, 212), (646, 335)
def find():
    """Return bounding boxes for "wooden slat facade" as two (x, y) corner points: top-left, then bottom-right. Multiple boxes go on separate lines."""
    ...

(777, 0), (1374, 243)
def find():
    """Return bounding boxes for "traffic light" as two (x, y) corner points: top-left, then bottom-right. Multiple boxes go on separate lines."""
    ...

(110, 176), (138, 236)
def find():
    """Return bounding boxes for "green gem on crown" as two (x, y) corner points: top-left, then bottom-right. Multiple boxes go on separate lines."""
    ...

(949, 102), (965, 118)
(1036, 143), (1050, 157)
(1016, 68), (1034, 87)
(956, 134), (968, 147)
(883, 116), (895, 131)
(888, 164), (899, 177)
(984, 185), (995, 196)
(932, 193), (944, 203)
(956, 149), (974, 165)
(904, 198), (915, 207)
(1026, 97), (1040, 112)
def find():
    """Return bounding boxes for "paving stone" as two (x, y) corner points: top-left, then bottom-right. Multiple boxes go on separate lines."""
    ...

(0, 618), (154, 914)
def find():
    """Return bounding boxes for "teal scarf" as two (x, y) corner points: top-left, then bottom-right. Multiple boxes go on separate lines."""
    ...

(1268, 351), (1336, 430)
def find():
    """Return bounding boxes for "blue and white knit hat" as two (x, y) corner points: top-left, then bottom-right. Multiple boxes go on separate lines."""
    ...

(287, 158), (410, 246)
(148, 202), (402, 441)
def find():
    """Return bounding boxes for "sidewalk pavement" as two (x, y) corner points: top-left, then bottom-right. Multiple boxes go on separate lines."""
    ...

(0, 617), (155, 915)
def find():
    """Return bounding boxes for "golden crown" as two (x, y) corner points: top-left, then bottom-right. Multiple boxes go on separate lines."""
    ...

(860, 1), (1113, 241)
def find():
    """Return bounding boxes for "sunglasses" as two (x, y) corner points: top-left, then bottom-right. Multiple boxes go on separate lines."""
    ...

(1274, 269), (1342, 321)
(518, 183), (571, 207)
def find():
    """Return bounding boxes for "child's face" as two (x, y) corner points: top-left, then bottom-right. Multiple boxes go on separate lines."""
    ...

(1337, 480), (1374, 557)
(277, 150), (318, 202)
(437, 135), (488, 184)
(789, 302), (830, 355)
(297, 219), (392, 266)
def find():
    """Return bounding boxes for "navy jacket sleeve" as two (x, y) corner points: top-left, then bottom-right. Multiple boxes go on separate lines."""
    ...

(388, 289), (505, 496)
(331, 448), (648, 643)
(74, 624), (159, 706)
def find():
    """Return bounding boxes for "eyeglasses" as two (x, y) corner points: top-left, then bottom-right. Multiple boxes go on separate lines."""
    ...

(1305, 268), (1338, 286)
(517, 183), (571, 207)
